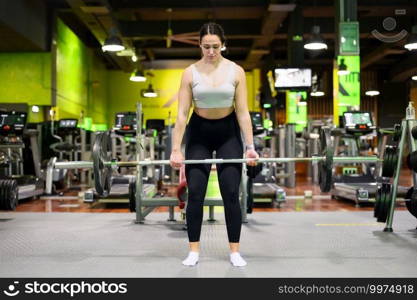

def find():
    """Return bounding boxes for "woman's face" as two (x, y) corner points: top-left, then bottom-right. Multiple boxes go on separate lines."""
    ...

(200, 34), (223, 61)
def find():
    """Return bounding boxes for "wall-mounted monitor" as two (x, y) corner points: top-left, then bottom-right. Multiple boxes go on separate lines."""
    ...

(274, 68), (312, 89)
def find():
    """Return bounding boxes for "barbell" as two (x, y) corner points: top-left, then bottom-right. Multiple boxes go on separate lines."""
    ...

(51, 127), (395, 197)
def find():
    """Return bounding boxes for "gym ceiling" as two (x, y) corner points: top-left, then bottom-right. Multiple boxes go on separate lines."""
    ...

(1, 0), (417, 82)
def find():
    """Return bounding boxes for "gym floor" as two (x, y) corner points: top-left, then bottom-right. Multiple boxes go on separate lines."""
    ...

(1, 167), (416, 278)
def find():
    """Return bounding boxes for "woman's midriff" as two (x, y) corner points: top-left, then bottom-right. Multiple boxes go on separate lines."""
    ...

(193, 106), (234, 120)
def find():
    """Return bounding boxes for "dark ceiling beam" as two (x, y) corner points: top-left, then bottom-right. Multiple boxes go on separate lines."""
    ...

(119, 20), (261, 37)
(107, 0), (273, 10)
(66, 0), (133, 71)
(357, 6), (417, 17)
(98, 0), (137, 71)
(361, 39), (407, 69)
(244, 2), (291, 70)
(66, 0), (107, 44)
(126, 7), (265, 21)
(131, 32), (393, 42)
(390, 54), (417, 82)
(303, 6), (417, 17)
(113, 5), (417, 19)
(0, 0), (48, 51)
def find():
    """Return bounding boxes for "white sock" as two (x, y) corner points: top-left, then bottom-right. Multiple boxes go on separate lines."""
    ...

(230, 252), (247, 267)
(182, 251), (199, 266)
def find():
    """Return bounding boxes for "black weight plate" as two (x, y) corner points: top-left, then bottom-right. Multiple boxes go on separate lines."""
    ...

(385, 184), (393, 222)
(381, 147), (392, 177)
(92, 132), (112, 196)
(393, 124), (402, 142)
(382, 146), (397, 178)
(377, 183), (391, 223)
(4, 180), (11, 210)
(8, 180), (18, 211)
(374, 186), (382, 218)
(376, 184), (387, 222)
(0, 180), (5, 210)
(318, 127), (333, 193)
(5, 180), (16, 210)
(407, 151), (417, 173)
(382, 183), (392, 223)
(128, 179), (136, 212)
(412, 126), (417, 140)
(4, 180), (10, 210)
(3, 180), (11, 210)
(405, 187), (415, 217)
(410, 189), (417, 219)
(405, 187), (417, 219)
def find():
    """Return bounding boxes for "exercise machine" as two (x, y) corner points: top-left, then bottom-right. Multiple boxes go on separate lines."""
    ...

(331, 111), (407, 205)
(0, 111), (44, 210)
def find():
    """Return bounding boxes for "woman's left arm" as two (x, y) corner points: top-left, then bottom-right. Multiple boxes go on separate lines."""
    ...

(234, 65), (259, 165)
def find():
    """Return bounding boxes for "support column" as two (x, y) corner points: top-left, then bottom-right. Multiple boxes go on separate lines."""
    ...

(334, 0), (360, 124)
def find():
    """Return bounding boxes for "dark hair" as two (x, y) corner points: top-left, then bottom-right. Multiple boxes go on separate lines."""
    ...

(199, 22), (226, 44)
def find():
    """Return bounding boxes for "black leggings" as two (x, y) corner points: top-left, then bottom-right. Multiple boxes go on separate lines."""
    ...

(185, 111), (243, 243)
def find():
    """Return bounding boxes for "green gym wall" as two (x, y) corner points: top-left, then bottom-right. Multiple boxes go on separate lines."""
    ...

(0, 17), (261, 127)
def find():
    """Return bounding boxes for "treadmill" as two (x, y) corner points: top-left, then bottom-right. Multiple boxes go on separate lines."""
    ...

(0, 111), (44, 209)
(331, 111), (407, 205)
(247, 112), (285, 212)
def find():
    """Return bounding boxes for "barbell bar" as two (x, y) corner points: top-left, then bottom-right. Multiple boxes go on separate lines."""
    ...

(49, 127), (391, 197)
(53, 156), (381, 169)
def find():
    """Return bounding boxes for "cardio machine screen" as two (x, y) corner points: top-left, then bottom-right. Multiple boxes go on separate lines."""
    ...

(343, 112), (373, 127)
(115, 112), (137, 130)
(0, 112), (27, 132)
(274, 68), (312, 88)
(250, 112), (264, 134)
(59, 119), (78, 129)
(250, 112), (262, 128)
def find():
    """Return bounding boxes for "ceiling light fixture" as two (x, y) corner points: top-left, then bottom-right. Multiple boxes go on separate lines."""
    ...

(130, 70), (146, 82)
(311, 91), (325, 97)
(304, 25), (328, 50)
(404, 25), (417, 50)
(102, 28), (125, 52)
(143, 84), (157, 98)
(365, 90), (380, 96)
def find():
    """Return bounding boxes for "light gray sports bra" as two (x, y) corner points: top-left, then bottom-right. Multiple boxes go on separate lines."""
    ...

(191, 62), (237, 108)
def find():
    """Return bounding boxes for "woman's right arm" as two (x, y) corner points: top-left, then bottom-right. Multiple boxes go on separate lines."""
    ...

(170, 67), (193, 168)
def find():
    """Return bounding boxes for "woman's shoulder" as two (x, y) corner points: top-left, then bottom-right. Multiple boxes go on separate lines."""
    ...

(225, 59), (243, 73)
(181, 65), (194, 84)
(227, 60), (244, 78)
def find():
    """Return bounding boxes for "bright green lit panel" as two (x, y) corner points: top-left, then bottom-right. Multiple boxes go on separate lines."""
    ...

(56, 18), (108, 124)
(92, 123), (108, 131)
(286, 91), (307, 132)
(338, 55), (360, 115)
(56, 18), (88, 119)
(0, 53), (51, 106)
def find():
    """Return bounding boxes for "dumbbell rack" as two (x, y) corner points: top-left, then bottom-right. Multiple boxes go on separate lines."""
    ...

(383, 103), (417, 232)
